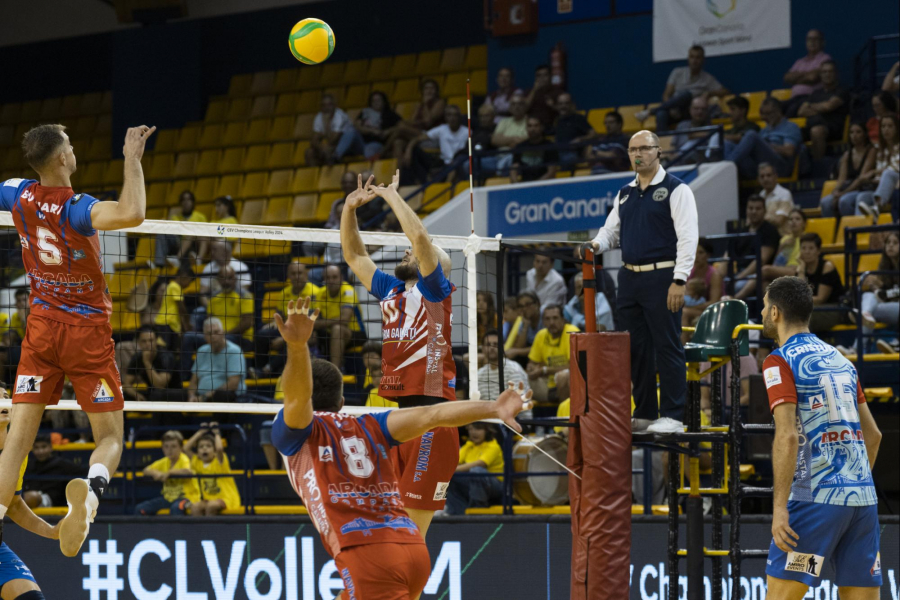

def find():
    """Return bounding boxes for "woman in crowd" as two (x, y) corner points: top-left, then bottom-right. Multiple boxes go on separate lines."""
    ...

(681, 238), (723, 340)
(856, 114), (900, 217)
(819, 122), (875, 217)
(197, 196), (238, 259)
(387, 79), (446, 160)
(335, 91), (402, 160)
(476, 291), (498, 345)
(858, 231), (899, 353)
(763, 209), (808, 282)
(796, 232), (845, 333)
(484, 67), (522, 123)
(867, 90), (898, 143)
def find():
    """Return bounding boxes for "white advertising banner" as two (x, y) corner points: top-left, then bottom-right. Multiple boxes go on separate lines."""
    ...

(653, 0), (791, 62)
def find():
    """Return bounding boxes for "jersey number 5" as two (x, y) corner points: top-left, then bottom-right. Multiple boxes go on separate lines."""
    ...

(340, 436), (375, 478)
(37, 226), (63, 266)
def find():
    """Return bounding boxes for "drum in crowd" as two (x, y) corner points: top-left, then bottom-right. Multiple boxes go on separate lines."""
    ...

(512, 434), (569, 506)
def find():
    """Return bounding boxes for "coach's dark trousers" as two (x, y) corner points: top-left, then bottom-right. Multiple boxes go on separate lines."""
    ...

(616, 267), (686, 421)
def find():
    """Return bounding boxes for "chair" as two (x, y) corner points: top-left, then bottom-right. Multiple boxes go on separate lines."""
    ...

(39, 97), (62, 121)
(146, 182), (170, 208)
(272, 68), (298, 93)
(343, 60), (369, 84)
(367, 57), (392, 82)
(274, 93), (300, 116)
(346, 161), (371, 178)
(240, 172), (268, 198)
(372, 159), (398, 184)
(395, 102), (419, 121)
(268, 142), (295, 169)
(212, 175), (241, 200)
(147, 153), (175, 181)
(618, 105), (646, 132)
(225, 98), (252, 122)
(770, 89), (792, 101)
(103, 160), (125, 188)
(100, 91), (113, 113)
(315, 191), (343, 222)
(172, 152), (199, 179)
(228, 74), (252, 97)
(79, 162), (107, 190)
(154, 130), (178, 153)
(219, 147), (245, 174)
(266, 169), (294, 197)
(443, 72), (468, 97)
(419, 182), (454, 214)
(263, 196), (293, 225)
(469, 70), (488, 96)
(222, 122), (247, 146)
(292, 142), (311, 167)
(251, 95), (277, 119)
(323, 86), (346, 107)
(170, 179), (194, 198)
(81, 92), (105, 115)
(245, 119), (271, 145)
(94, 115), (112, 136)
(60, 94), (82, 118)
(370, 81), (395, 99)
(197, 124), (224, 149)
(823, 254), (846, 285)
(344, 84), (370, 109)
(440, 47), (467, 73)
(240, 199), (267, 224)
(683, 300), (750, 362)
(20, 100), (41, 122)
(804, 218), (836, 246)
(72, 116), (98, 139)
(317, 165), (345, 191)
(857, 253), (881, 275)
(243, 145), (270, 172)
(465, 45), (488, 70)
(268, 116), (296, 143)
(296, 65), (322, 90)
(194, 150), (221, 177)
(291, 194), (320, 224)
(484, 177), (511, 187)
(319, 63), (345, 87)
(742, 91), (767, 121)
(194, 177), (219, 202)
(205, 100), (228, 122)
(390, 54), (418, 79)
(175, 126), (201, 152)
(292, 167), (320, 193)
(587, 108), (615, 133)
(415, 51), (442, 76)
(398, 185), (423, 210)
(0, 103), (21, 125)
(820, 180), (839, 199)
(296, 91), (321, 114)
(293, 114), (316, 140)
(832, 215), (871, 250)
(249, 71), (275, 96)
(447, 96), (467, 113)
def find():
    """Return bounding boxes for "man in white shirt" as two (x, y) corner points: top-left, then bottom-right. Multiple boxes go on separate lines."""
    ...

(199, 240), (251, 295)
(405, 105), (468, 184)
(757, 162), (794, 235)
(305, 93), (351, 166)
(477, 329), (530, 402)
(526, 254), (567, 309)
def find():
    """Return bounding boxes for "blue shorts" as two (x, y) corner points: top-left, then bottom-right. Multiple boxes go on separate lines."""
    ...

(766, 500), (882, 588)
(0, 542), (36, 589)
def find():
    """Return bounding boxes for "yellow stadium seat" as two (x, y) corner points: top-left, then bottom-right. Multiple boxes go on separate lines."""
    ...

(788, 117), (807, 128)
(805, 218), (836, 246)
(251, 95), (277, 119)
(20, 100), (41, 122)
(175, 126), (201, 152)
(225, 98), (252, 122)
(73, 116), (98, 139)
(266, 169), (293, 196)
(291, 142), (310, 167)
(443, 73), (468, 97)
(240, 172), (268, 198)
(214, 174), (242, 199)
(770, 89), (792, 101)
(154, 130), (178, 153)
(193, 177), (219, 202)
(743, 91), (767, 121)
(618, 105), (646, 132)
(220, 147), (245, 174)
(146, 182), (170, 208)
(0, 102), (21, 125)
(103, 160), (123, 188)
(292, 167), (319, 193)
(250, 71), (275, 95)
(469, 70), (488, 96)
(343, 60), (369, 84)
(197, 124), (223, 149)
(390, 54), (418, 79)
(228, 74), (252, 96)
(833, 215), (871, 249)
(316, 191), (343, 222)
(296, 65), (322, 90)
(147, 153), (175, 181)
(95, 115), (112, 136)
(39, 97), (62, 120)
(440, 47), (467, 73)
(419, 182), (453, 214)
(344, 84), (370, 109)
(240, 199), (267, 224)
(415, 51), (442, 76)
(80, 92), (104, 115)
(877, 213), (892, 225)
(79, 162), (107, 189)
(245, 119), (271, 145)
(820, 180), (839, 198)
(823, 254), (846, 284)
(291, 194), (320, 224)
(587, 108), (615, 133)
(398, 185), (423, 210)
(205, 100), (228, 122)
(272, 68), (298, 93)
(194, 150), (221, 177)
(268, 142), (294, 169)
(367, 57), (392, 82)
(346, 161), (371, 178)
(170, 179), (194, 197)
(172, 152), (198, 179)
(465, 45), (488, 70)
(317, 165), (345, 191)
(395, 101), (419, 121)
(372, 159), (398, 184)
(61, 94), (82, 117)
(857, 253), (881, 275)
(319, 63), (345, 87)
(222, 122), (246, 146)
(293, 114), (316, 140)
(146, 207), (166, 220)
(100, 91), (113, 112)
(274, 93), (300, 116)
(447, 96), (467, 113)
(484, 177), (510, 187)
(323, 86), (346, 106)
(296, 91), (321, 113)
(194, 202), (214, 220)
(263, 196), (292, 225)
(643, 103), (660, 131)
(243, 145), (270, 171)
(268, 116), (296, 143)
(370, 81), (395, 99)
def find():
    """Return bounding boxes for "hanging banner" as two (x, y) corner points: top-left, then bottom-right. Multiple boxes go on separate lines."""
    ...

(653, 0), (791, 62)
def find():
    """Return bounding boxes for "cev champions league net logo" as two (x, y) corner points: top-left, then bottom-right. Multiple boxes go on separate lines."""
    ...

(707, 0), (737, 18)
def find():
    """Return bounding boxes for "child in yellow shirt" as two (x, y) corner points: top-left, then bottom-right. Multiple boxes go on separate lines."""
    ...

(445, 423), (504, 515)
(137, 430), (200, 515)
(184, 423), (241, 516)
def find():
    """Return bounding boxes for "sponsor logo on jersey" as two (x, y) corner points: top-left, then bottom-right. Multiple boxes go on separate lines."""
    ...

(380, 375), (404, 391)
(412, 432), (434, 483)
(619, 192), (630, 205)
(785, 552), (823, 577)
(405, 492), (422, 500)
(871, 553), (881, 577)
(433, 482), (449, 501)
(339, 515), (419, 537)
(21, 189), (34, 203)
(15, 375), (42, 394)
(652, 188), (668, 201)
(318, 446), (334, 462)
(34, 202), (62, 215)
(763, 366), (782, 388)
(92, 378), (115, 403)
(72, 249), (86, 260)
(448, 377), (456, 389)
(820, 428), (864, 444)
(340, 568), (357, 600)
(327, 482), (400, 501)
(19, 236), (28, 250)
(4, 178), (24, 188)
(808, 394), (824, 410)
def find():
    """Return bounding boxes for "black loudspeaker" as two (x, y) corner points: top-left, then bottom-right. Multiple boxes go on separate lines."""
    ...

(113, 0), (187, 24)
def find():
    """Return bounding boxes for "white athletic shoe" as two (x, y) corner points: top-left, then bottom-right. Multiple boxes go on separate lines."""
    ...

(59, 479), (99, 557)
(632, 418), (653, 433)
(647, 417), (685, 434)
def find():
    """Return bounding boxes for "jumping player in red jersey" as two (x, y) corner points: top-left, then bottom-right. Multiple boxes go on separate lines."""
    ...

(271, 298), (532, 600)
(340, 172), (458, 548)
(0, 123), (155, 558)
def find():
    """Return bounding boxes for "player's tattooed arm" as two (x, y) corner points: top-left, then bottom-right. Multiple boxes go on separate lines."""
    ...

(275, 298), (320, 429)
(340, 174), (378, 291)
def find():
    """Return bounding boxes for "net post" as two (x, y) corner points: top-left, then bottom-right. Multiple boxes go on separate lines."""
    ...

(465, 233), (481, 400)
(581, 245), (597, 333)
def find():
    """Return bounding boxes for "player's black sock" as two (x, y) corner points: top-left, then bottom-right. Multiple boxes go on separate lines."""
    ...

(89, 476), (108, 499)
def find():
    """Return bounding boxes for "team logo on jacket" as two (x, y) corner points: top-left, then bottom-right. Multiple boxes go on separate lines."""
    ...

(652, 188), (668, 201)
(15, 375), (42, 394)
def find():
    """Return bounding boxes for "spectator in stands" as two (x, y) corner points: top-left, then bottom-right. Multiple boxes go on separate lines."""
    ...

(510, 117), (559, 183)
(757, 162), (795, 235)
(473, 103), (498, 178)
(476, 291), (498, 346)
(22, 433), (85, 508)
(762, 210), (808, 287)
(858, 232), (900, 352)
(184, 423), (241, 516)
(586, 111), (630, 174)
(797, 61), (849, 160)
(404, 104), (468, 184)
(527, 305), (578, 405)
(564, 272), (614, 332)
(682, 238), (724, 339)
(796, 232), (845, 332)
(256, 261), (320, 376)
(884, 61), (900, 94)
(124, 326), (182, 402)
(387, 79), (446, 159)
(152, 263), (194, 349)
(444, 423), (504, 515)
(723, 96), (760, 146)
(485, 67), (522, 123)
(525, 64), (562, 131)
(336, 91), (402, 161)
(492, 93), (529, 173)
(636, 45), (728, 131)
(477, 329), (530, 401)
(361, 341), (395, 408)
(198, 240), (251, 296)
(867, 91), (898, 143)
(820, 123), (876, 217)
(305, 93), (351, 166)
(0, 288), (28, 383)
(731, 196), (782, 300)
(187, 317), (247, 403)
(314, 264), (364, 369)
(135, 430), (200, 516)
(196, 195), (239, 259)
(699, 353), (759, 413)
(526, 254), (567, 308)
(554, 93), (596, 169)
(856, 114), (900, 217)
(154, 190), (205, 266)
(672, 95), (715, 161)
(501, 297), (520, 343)
(506, 291), (542, 361)
(725, 98), (802, 179)
(783, 29), (832, 116)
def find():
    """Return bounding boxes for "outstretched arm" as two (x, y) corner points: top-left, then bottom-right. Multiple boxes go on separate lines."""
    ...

(91, 126), (156, 230)
(368, 170), (439, 277)
(274, 298), (320, 429)
(6, 494), (59, 540)
(340, 174), (378, 291)
(387, 383), (533, 443)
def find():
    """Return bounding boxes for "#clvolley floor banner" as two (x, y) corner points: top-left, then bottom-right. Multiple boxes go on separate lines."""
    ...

(653, 0), (791, 62)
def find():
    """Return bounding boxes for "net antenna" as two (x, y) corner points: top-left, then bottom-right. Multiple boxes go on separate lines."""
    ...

(466, 79), (475, 236)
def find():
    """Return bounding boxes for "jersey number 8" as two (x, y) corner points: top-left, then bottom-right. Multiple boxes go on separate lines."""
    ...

(340, 436), (375, 478)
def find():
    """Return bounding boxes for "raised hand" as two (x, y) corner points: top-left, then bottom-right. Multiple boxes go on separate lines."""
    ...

(122, 125), (156, 161)
(274, 297), (320, 346)
(366, 169), (401, 198)
(495, 382), (534, 433)
(344, 174), (376, 210)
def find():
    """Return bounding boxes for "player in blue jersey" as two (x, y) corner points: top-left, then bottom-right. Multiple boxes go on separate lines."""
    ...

(761, 276), (883, 599)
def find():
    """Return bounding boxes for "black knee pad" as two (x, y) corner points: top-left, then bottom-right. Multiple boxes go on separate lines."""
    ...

(16, 591), (46, 600)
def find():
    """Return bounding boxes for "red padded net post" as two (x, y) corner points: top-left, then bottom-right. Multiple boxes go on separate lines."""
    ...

(567, 332), (632, 599)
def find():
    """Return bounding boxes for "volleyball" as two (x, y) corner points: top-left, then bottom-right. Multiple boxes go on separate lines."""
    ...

(288, 18), (335, 65)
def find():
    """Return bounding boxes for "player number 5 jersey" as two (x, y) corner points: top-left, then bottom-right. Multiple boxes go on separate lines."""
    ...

(763, 333), (876, 507)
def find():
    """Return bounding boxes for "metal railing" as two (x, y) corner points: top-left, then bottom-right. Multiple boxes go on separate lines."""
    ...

(854, 34), (900, 93)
